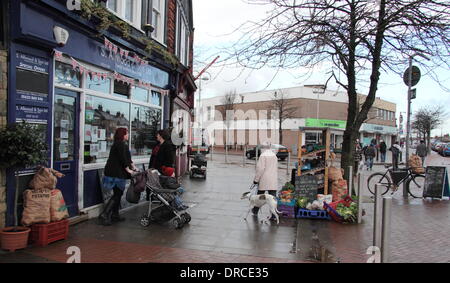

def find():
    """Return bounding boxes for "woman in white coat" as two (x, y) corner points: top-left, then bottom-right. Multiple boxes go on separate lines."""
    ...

(252, 142), (279, 219)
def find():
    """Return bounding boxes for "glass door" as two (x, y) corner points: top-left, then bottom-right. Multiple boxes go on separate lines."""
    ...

(53, 88), (79, 217)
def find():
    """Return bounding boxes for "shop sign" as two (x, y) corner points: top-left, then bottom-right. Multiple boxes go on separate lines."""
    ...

(15, 52), (50, 102)
(305, 118), (346, 129)
(15, 105), (49, 124)
(361, 123), (398, 135)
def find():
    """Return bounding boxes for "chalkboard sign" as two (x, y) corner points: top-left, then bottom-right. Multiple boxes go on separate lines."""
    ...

(295, 175), (318, 203)
(423, 166), (450, 199)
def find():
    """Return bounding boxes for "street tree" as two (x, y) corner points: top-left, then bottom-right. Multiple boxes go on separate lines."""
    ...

(269, 90), (297, 145)
(221, 90), (237, 161)
(412, 105), (447, 152)
(226, 0), (450, 180)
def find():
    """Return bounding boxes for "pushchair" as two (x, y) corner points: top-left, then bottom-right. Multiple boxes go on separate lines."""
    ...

(138, 170), (191, 229)
(189, 153), (207, 179)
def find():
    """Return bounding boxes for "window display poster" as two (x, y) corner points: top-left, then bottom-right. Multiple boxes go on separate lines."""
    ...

(98, 129), (106, 141)
(60, 120), (69, 139)
(90, 143), (99, 157)
(99, 141), (107, 153)
(59, 139), (69, 159)
(92, 126), (99, 143)
(85, 110), (94, 124)
(84, 125), (92, 142)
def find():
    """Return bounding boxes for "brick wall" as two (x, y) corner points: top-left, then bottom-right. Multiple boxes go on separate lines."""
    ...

(166, 0), (176, 54)
(0, 49), (7, 228)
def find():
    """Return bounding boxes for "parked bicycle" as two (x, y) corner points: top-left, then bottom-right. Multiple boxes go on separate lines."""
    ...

(367, 165), (425, 198)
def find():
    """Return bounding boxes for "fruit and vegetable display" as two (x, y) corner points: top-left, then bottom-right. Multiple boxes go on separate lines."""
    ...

(335, 202), (358, 223)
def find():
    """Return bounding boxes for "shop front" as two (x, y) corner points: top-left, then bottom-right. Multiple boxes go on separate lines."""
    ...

(304, 118), (346, 151)
(5, 1), (173, 225)
(360, 123), (398, 148)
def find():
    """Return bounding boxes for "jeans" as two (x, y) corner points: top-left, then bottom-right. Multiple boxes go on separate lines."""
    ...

(421, 156), (426, 166)
(366, 157), (374, 170)
(380, 152), (386, 163)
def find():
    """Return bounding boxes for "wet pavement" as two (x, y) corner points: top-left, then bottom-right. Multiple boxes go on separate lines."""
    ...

(0, 151), (449, 263)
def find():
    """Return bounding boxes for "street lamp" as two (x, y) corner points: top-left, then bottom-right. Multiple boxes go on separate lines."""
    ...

(404, 51), (430, 197)
(197, 74), (210, 153)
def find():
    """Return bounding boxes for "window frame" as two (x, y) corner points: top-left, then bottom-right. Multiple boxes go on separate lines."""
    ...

(106, 0), (143, 32)
(54, 56), (165, 169)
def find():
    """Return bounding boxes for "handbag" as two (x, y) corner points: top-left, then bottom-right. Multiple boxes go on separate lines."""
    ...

(126, 186), (141, 204)
(130, 171), (147, 193)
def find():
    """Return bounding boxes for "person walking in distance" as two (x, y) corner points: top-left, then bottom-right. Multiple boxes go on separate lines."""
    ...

(379, 140), (387, 163)
(252, 142), (279, 220)
(99, 128), (136, 226)
(416, 140), (428, 167)
(389, 141), (401, 170)
(365, 143), (376, 171)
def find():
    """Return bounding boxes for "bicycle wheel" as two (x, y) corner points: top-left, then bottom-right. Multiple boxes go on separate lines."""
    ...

(367, 173), (391, 195)
(407, 174), (425, 198)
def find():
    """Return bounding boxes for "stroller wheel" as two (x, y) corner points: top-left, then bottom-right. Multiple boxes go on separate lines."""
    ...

(172, 218), (184, 229)
(140, 216), (150, 227)
(181, 213), (191, 224)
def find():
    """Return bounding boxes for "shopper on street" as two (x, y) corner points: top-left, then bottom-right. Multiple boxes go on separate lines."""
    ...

(252, 142), (279, 220)
(365, 143), (376, 170)
(99, 127), (136, 226)
(389, 141), (401, 170)
(379, 140), (387, 163)
(150, 129), (176, 176)
(416, 140), (428, 166)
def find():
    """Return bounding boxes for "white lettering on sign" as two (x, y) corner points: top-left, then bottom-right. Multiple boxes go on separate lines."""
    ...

(66, 0), (81, 11)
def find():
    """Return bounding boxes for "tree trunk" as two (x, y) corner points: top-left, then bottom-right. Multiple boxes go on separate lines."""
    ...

(279, 120), (283, 145)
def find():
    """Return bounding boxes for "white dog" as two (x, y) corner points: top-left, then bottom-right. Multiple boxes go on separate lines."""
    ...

(241, 191), (281, 224)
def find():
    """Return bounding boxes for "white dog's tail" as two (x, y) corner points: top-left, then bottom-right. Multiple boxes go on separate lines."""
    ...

(267, 194), (282, 214)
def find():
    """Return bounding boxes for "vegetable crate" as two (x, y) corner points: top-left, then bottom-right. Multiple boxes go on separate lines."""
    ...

(323, 196), (354, 223)
(29, 219), (69, 247)
(278, 204), (296, 218)
(296, 209), (331, 220)
(277, 198), (296, 207)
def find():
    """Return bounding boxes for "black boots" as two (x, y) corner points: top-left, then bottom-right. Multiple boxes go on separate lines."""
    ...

(98, 187), (125, 225)
(98, 198), (116, 226)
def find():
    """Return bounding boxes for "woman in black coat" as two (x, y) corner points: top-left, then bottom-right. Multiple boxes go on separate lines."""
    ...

(150, 129), (175, 175)
(98, 127), (136, 226)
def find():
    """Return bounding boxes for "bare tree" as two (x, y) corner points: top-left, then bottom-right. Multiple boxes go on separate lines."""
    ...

(226, 0), (450, 179)
(269, 90), (297, 145)
(412, 105), (447, 152)
(221, 90), (237, 161)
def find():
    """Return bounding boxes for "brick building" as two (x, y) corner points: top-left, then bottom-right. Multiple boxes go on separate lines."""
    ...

(0, 0), (195, 226)
(200, 86), (398, 153)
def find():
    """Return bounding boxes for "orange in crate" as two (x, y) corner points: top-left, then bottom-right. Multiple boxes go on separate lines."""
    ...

(29, 219), (69, 247)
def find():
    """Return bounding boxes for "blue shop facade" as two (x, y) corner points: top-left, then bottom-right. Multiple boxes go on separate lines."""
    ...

(5, 0), (196, 225)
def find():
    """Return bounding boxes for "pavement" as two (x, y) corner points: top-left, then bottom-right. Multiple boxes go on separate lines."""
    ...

(0, 149), (448, 263)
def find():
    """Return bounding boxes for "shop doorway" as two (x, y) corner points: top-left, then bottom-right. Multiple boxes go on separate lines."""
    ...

(53, 88), (79, 217)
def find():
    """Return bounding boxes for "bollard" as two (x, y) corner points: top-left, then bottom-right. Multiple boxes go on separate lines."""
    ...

(373, 184), (383, 249)
(381, 196), (392, 263)
(255, 145), (259, 169)
(348, 166), (353, 197)
(243, 145), (246, 167)
(286, 152), (291, 175)
(357, 173), (363, 224)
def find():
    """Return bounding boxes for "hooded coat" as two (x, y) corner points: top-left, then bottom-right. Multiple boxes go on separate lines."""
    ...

(254, 148), (279, 191)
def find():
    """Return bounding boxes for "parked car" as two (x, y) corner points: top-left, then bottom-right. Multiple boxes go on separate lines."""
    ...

(435, 143), (446, 153)
(439, 143), (450, 157)
(246, 144), (289, 161)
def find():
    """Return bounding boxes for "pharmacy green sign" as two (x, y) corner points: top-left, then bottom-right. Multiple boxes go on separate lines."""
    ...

(305, 118), (347, 129)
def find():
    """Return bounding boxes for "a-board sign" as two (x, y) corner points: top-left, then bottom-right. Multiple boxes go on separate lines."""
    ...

(423, 166), (450, 199)
(295, 174), (318, 203)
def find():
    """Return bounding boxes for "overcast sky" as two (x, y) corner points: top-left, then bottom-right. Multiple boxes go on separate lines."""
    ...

(192, 0), (450, 137)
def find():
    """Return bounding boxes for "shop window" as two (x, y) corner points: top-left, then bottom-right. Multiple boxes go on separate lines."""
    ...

(86, 74), (111, 93)
(131, 86), (149, 103)
(113, 80), (131, 98)
(131, 105), (161, 156)
(84, 95), (130, 164)
(150, 91), (161, 106)
(54, 62), (81, 88)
